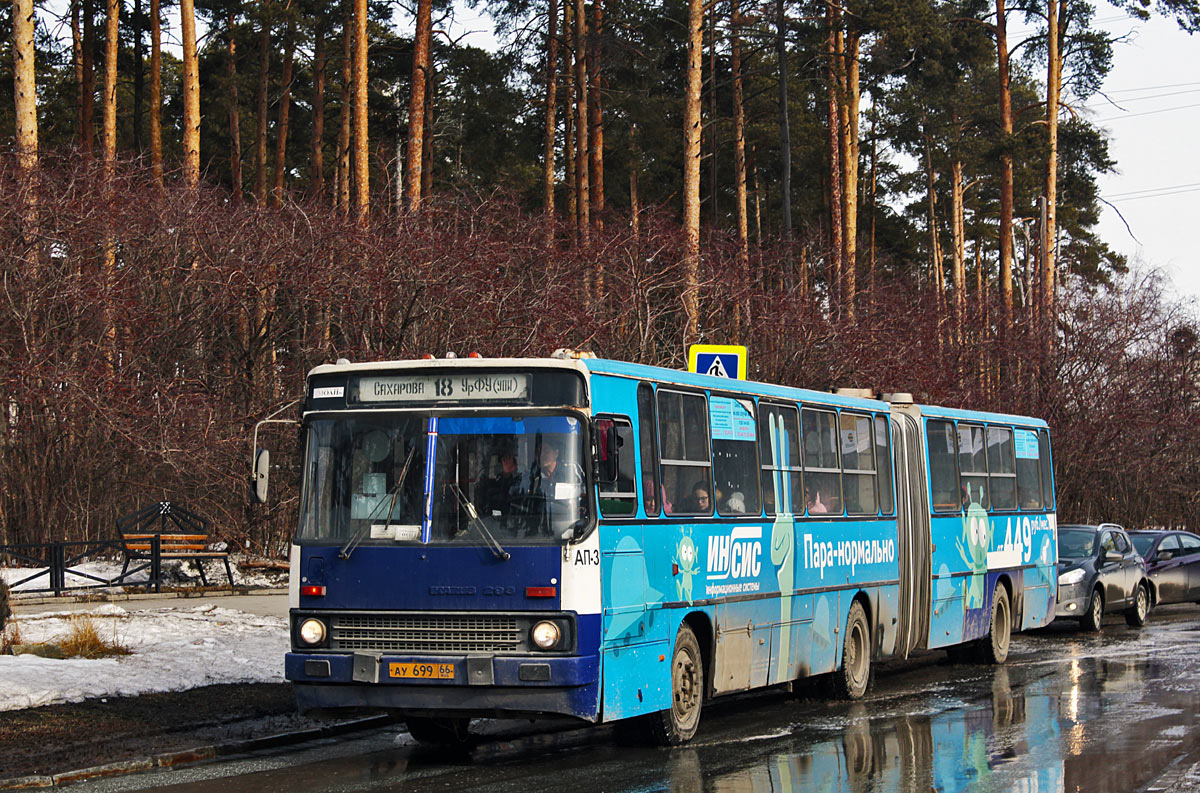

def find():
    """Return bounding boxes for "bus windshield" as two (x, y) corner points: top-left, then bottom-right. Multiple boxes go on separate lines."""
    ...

(297, 413), (590, 546)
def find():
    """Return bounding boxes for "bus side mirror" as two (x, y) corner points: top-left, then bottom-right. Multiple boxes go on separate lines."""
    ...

(252, 448), (270, 504)
(594, 420), (619, 484)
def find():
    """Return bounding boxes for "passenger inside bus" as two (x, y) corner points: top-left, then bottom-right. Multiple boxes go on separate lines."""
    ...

(807, 486), (829, 514)
(683, 483), (712, 513)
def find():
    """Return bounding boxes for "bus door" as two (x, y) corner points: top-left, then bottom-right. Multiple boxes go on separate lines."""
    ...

(891, 413), (930, 657)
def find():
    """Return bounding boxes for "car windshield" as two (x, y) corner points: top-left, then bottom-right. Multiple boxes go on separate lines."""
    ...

(297, 413), (589, 545)
(1130, 534), (1157, 558)
(1057, 529), (1097, 561)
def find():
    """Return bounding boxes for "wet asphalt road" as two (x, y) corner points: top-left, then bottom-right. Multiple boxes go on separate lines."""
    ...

(76, 606), (1200, 793)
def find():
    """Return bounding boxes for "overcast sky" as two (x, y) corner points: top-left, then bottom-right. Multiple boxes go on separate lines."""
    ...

(1091, 13), (1200, 303)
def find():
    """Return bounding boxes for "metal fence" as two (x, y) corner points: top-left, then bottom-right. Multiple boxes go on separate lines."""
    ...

(0, 539), (136, 596)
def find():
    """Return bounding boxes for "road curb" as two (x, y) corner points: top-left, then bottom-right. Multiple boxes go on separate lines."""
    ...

(0, 714), (400, 790)
(11, 587), (284, 609)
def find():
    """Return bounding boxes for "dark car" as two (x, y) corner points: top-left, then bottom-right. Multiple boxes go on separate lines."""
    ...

(1056, 523), (1151, 630)
(1130, 530), (1200, 606)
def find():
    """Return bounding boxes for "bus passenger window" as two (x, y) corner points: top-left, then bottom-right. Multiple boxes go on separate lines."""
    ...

(928, 420), (960, 512)
(711, 396), (760, 516)
(958, 423), (990, 509)
(1014, 429), (1043, 510)
(841, 413), (877, 515)
(597, 417), (637, 517)
(1038, 430), (1055, 510)
(759, 404), (802, 516)
(987, 426), (1017, 510)
(875, 415), (894, 515)
(658, 390), (712, 516)
(637, 383), (661, 517)
(801, 408), (843, 515)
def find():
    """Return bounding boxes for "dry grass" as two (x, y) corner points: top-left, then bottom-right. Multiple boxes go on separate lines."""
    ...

(58, 615), (131, 659)
(1, 617), (23, 654)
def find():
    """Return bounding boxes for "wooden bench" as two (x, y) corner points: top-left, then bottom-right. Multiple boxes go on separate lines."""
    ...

(116, 502), (236, 591)
(120, 533), (235, 588)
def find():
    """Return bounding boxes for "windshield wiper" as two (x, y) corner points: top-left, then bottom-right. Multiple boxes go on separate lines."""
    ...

(339, 444), (418, 560)
(447, 482), (511, 561)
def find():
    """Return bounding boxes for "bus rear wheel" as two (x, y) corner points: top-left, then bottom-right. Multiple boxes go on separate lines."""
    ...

(833, 601), (871, 699)
(405, 716), (472, 747)
(647, 624), (703, 745)
(979, 583), (1011, 664)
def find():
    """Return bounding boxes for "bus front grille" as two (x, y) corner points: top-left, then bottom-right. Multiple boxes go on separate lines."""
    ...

(330, 614), (523, 653)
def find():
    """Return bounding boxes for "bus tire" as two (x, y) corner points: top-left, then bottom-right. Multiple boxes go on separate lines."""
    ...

(405, 716), (472, 747)
(647, 623), (703, 745)
(1124, 583), (1149, 627)
(980, 583), (1011, 664)
(833, 601), (871, 700)
(1081, 588), (1104, 632)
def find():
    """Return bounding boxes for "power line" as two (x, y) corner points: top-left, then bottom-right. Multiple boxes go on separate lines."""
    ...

(1106, 182), (1200, 198)
(1097, 102), (1200, 122)
(1084, 89), (1200, 109)
(1105, 186), (1200, 202)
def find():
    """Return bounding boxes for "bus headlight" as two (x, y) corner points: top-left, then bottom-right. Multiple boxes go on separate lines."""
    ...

(299, 618), (327, 646)
(531, 621), (561, 650)
(1058, 569), (1084, 586)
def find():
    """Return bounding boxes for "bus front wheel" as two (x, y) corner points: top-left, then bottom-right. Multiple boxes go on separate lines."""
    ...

(647, 624), (704, 745)
(833, 601), (871, 700)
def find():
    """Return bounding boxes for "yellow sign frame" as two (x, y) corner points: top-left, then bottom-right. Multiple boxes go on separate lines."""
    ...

(687, 344), (748, 380)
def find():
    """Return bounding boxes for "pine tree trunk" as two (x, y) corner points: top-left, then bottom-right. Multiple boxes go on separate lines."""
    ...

(253, 5), (271, 203)
(102, 0), (118, 168)
(13, 0), (38, 173)
(542, 0), (559, 236)
(73, 0), (83, 143)
(951, 158), (966, 341)
(682, 0), (703, 342)
(573, 0), (589, 245)
(421, 58), (434, 198)
(1043, 0), (1061, 343)
(310, 20), (326, 200)
(995, 0), (1014, 335)
(149, 0), (161, 182)
(731, 0), (749, 323)
(180, 0), (200, 187)
(82, 0), (95, 156)
(923, 137), (945, 321)
(839, 30), (859, 321)
(271, 9), (296, 206)
(337, 7), (352, 212)
(132, 0), (143, 151)
(406, 0), (432, 211)
(825, 0), (843, 315)
(227, 11), (243, 199)
(564, 0), (576, 242)
(588, 0), (604, 236)
(352, 0), (369, 222)
(775, 0), (792, 262)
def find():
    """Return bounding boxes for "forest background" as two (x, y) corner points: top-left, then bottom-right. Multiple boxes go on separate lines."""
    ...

(1, 0), (1198, 554)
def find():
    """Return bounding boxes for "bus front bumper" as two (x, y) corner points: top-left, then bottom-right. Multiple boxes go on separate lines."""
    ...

(285, 652), (600, 720)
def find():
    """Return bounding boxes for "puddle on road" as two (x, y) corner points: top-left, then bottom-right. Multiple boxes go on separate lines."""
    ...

(75, 630), (1200, 793)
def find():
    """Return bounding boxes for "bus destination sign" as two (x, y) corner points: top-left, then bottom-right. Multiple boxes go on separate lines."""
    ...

(357, 373), (531, 403)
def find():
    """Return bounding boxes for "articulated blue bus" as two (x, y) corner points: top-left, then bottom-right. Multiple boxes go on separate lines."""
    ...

(272, 353), (1057, 744)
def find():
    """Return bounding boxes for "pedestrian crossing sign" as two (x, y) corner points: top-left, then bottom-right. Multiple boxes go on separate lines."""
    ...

(688, 344), (748, 380)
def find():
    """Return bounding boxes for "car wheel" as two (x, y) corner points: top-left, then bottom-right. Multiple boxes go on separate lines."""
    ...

(1124, 584), (1149, 627)
(646, 623), (704, 745)
(1081, 588), (1103, 632)
(833, 601), (872, 699)
(980, 583), (1011, 664)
